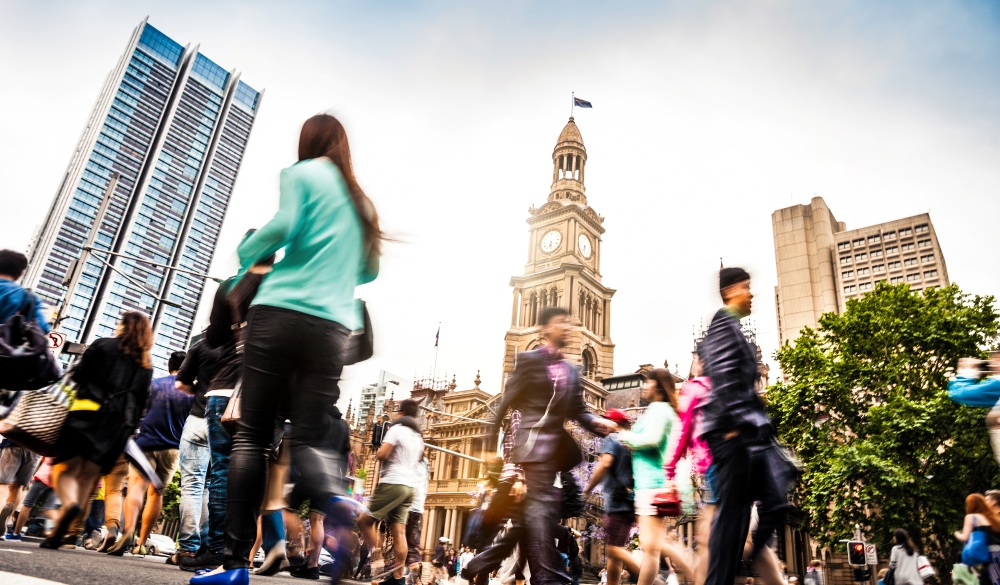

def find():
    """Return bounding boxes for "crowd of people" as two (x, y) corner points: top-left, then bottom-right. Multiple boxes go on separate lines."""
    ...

(1, 110), (999, 585)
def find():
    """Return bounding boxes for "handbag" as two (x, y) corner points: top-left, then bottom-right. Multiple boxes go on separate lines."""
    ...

(345, 300), (373, 365)
(0, 290), (61, 390)
(221, 380), (242, 435)
(883, 567), (895, 585)
(0, 372), (75, 456)
(917, 555), (936, 581)
(652, 486), (683, 517)
(961, 519), (991, 565)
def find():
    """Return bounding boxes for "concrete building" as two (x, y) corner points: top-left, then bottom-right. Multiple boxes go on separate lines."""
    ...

(23, 19), (261, 371)
(773, 197), (949, 345)
(356, 370), (407, 433)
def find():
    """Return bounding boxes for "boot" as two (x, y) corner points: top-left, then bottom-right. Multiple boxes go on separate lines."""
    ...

(105, 530), (135, 556)
(39, 505), (80, 550)
(96, 525), (119, 553)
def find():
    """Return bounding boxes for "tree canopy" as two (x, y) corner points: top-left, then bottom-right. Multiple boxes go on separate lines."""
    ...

(767, 283), (999, 569)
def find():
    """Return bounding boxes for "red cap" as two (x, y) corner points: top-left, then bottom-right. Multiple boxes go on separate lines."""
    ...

(604, 408), (630, 426)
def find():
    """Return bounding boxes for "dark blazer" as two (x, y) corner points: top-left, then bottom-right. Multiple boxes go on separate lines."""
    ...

(491, 348), (603, 468)
(697, 308), (771, 439)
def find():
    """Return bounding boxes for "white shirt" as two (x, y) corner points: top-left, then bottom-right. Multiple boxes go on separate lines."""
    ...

(379, 424), (424, 488)
(410, 459), (429, 513)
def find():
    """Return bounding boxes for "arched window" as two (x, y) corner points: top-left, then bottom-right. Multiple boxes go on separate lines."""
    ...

(530, 292), (538, 325)
(550, 286), (559, 307)
(582, 348), (598, 379)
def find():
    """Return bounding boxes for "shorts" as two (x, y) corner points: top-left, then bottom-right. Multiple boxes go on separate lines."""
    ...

(22, 479), (59, 511)
(0, 445), (41, 486)
(604, 512), (635, 547)
(634, 489), (661, 517)
(132, 449), (179, 488)
(368, 482), (414, 525)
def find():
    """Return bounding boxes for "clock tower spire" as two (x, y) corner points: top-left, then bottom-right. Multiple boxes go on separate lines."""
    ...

(502, 118), (616, 395)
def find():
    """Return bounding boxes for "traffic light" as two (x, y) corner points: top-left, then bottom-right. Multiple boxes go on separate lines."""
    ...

(848, 540), (867, 567)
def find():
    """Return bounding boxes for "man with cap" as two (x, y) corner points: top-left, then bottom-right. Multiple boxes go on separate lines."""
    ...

(584, 409), (639, 585)
(433, 536), (450, 584)
(698, 267), (776, 585)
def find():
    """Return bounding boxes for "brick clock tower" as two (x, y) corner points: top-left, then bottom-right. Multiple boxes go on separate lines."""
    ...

(502, 117), (615, 403)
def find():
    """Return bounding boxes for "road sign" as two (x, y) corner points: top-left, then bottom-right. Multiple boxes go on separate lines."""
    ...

(47, 331), (66, 350)
(865, 543), (878, 566)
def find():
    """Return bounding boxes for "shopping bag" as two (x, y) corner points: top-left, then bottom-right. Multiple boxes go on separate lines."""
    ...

(0, 374), (74, 456)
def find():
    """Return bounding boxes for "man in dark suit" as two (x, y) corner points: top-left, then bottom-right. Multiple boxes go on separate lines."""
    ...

(698, 267), (775, 585)
(490, 306), (614, 585)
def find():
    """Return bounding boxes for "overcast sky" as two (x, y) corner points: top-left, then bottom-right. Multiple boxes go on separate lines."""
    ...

(2, 1), (998, 414)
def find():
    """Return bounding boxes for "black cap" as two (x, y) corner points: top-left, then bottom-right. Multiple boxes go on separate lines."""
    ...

(720, 267), (750, 292)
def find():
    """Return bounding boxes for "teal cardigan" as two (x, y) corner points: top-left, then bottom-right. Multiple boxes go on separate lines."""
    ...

(237, 158), (379, 330)
(620, 401), (678, 490)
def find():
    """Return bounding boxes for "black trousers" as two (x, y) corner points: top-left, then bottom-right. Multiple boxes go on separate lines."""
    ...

(223, 305), (350, 569)
(704, 432), (753, 585)
(521, 461), (570, 585)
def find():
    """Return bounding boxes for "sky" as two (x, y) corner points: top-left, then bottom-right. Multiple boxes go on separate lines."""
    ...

(2, 0), (999, 415)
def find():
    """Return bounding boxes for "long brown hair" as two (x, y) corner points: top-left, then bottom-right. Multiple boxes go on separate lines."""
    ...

(298, 114), (382, 270)
(644, 368), (679, 411)
(967, 493), (1000, 532)
(117, 311), (152, 369)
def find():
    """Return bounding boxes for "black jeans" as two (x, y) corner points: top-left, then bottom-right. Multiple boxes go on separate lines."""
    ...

(704, 432), (753, 585)
(520, 461), (570, 585)
(223, 305), (350, 569)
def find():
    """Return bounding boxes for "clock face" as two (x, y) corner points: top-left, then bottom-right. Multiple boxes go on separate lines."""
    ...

(540, 230), (562, 253)
(578, 234), (592, 258)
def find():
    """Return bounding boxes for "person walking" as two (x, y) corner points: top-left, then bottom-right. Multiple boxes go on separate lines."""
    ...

(489, 306), (614, 585)
(106, 351), (191, 555)
(407, 457), (430, 578)
(10, 458), (59, 539)
(170, 340), (218, 565)
(664, 353), (714, 585)
(358, 399), (425, 585)
(44, 311), (153, 549)
(888, 529), (923, 585)
(191, 113), (382, 585)
(583, 408), (639, 585)
(0, 249), (51, 332)
(618, 368), (680, 585)
(954, 494), (1000, 584)
(0, 437), (42, 538)
(698, 267), (777, 585)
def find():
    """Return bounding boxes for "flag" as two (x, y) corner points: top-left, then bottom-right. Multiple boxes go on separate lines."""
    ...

(435, 325), (440, 347)
(573, 97), (593, 108)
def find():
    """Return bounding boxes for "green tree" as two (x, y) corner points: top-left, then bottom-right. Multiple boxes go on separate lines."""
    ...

(161, 469), (182, 522)
(767, 283), (999, 571)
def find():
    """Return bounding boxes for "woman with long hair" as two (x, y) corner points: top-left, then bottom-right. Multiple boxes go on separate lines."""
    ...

(888, 528), (923, 585)
(43, 311), (153, 549)
(954, 493), (1000, 584)
(191, 113), (382, 585)
(618, 368), (680, 585)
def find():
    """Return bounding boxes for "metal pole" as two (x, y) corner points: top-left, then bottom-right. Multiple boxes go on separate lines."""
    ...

(421, 405), (485, 425)
(424, 442), (484, 463)
(82, 247), (223, 282)
(54, 172), (119, 328)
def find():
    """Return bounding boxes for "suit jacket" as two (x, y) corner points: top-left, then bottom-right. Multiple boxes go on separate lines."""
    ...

(697, 308), (771, 439)
(491, 348), (603, 468)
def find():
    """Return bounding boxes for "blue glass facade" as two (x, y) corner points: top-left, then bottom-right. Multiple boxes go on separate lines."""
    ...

(26, 20), (261, 373)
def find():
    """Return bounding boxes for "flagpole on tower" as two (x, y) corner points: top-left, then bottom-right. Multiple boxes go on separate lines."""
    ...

(570, 91), (575, 118)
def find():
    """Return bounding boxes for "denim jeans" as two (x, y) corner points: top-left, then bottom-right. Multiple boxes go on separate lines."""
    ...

(223, 305), (349, 570)
(177, 414), (211, 553)
(206, 396), (232, 555)
(521, 461), (570, 585)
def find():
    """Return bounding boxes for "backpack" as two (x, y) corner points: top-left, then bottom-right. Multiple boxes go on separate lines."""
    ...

(804, 570), (819, 585)
(0, 289), (60, 391)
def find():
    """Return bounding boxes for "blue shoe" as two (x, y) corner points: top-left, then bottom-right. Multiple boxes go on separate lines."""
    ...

(6, 533), (21, 541)
(189, 567), (249, 585)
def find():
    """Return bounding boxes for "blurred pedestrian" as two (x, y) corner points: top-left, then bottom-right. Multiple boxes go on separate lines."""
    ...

(0, 249), (51, 332)
(192, 113), (382, 585)
(618, 368), (680, 585)
(888, 529), (923, 585)
(489, 306), (614, 585)
(44, 311), (153, 549)
(106, 351), (191, 555)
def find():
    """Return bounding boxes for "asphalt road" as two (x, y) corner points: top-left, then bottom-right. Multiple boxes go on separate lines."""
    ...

(0, 538), (370, 585)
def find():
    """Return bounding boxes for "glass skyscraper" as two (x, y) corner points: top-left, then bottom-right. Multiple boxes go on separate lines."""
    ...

(24, 18), (262, 372)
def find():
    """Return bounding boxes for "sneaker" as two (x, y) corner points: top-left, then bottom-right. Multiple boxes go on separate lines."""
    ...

(290, 564), (321, 580)
(180, 551), (224, 572)
(5, 533), (22, 541)
(167, 550), (197, 565)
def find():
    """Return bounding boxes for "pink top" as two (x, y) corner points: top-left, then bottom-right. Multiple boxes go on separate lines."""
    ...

(664, 377), (713, 479)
